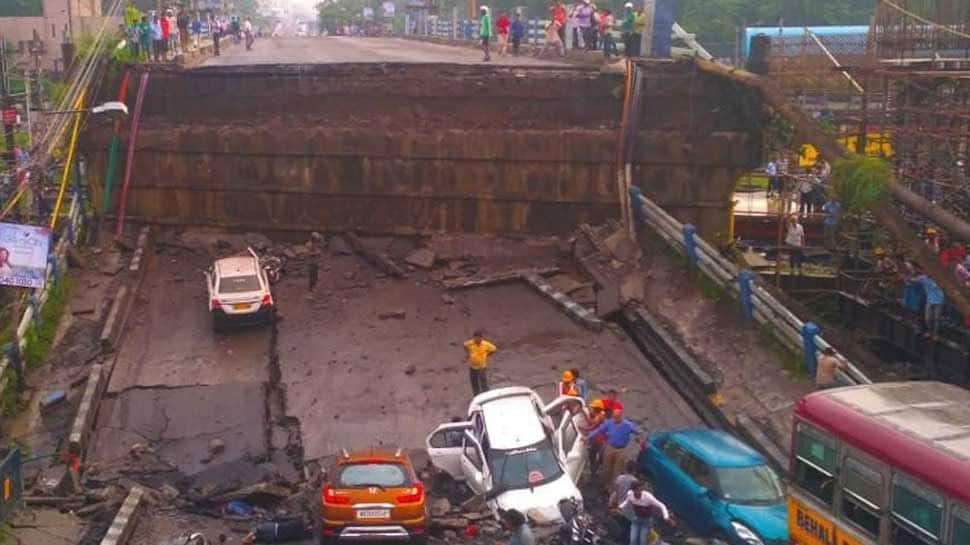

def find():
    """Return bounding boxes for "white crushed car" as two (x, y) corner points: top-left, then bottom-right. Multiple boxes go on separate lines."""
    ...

(203, 248), (275, 332)
(426, 386), (588, 524)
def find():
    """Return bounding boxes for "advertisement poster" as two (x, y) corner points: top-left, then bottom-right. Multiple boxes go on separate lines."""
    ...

(0, 222), (51, 289)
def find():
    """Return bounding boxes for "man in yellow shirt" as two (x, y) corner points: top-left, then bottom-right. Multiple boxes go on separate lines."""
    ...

(464, 330), (497, 396)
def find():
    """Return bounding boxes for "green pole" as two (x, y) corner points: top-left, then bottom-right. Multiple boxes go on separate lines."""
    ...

(102, 135), (120, 213)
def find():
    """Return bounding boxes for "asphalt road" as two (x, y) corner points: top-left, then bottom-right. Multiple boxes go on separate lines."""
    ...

(201, 36), (564, 66)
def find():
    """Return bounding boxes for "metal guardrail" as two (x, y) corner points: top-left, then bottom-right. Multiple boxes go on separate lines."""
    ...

(0, 188), (84, 392)
(631, 187), (872, 386)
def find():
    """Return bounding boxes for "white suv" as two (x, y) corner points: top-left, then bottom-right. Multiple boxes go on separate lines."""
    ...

(204, 248), (275, 332)
(426, 387), (588, 524)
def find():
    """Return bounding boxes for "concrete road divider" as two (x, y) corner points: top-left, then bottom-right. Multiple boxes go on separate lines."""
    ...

(100, 486), (144, 545)
(68, 364), (105, 457)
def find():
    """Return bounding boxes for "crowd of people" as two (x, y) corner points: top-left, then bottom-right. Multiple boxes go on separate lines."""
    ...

(463, 332), (673, 545)
(475, 0), (648, 61)
(121, 1), (255, 61)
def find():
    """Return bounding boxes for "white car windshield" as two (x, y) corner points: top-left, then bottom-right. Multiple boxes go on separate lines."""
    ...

(218, 274), (260, 294)
(715, 465), (785, 504)
(488, 438), (564, 490)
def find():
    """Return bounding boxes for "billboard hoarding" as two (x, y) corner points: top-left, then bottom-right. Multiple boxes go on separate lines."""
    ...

(0, 223), (50, 289)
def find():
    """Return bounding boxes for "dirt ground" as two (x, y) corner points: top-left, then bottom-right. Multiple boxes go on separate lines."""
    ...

(78, 228), (701, 545)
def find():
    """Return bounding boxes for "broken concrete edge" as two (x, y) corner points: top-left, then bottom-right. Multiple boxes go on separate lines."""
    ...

(99, 285), (129, 352)
(622, 305), (790, 473)
(524, 274), (604, 332)
(99, 486), (144, 545)
(127, 226), (151, 273)
(68, 364), (105, 457)
(443, 267), (560, 290)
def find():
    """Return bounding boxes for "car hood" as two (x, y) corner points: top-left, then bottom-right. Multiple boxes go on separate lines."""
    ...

(726, 502), (789, 542)
(489, 476), (581, 525)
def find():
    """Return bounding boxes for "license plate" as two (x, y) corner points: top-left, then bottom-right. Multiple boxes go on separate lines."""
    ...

(356, 509), (390, 519)
(232, 303), (250, 310)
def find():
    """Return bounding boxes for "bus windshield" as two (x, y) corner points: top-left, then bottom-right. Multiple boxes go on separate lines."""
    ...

(716, 465), (785, 504)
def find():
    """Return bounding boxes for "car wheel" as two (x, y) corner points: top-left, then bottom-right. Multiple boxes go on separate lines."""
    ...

(212, 315), (223, 333)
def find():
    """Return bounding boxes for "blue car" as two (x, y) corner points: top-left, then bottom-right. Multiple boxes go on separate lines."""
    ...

(636, 429), (788, 545)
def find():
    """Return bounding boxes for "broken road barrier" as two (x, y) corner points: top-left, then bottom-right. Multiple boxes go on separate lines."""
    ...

(69, 364), (105, 458)
(100, 286), (129, 352)
(524, 274), (604, 331)
(128, 226), (150, 273)
(633, 193), (871, 386)
(100, 486), (144, 545)
(620, 306), (789, 472)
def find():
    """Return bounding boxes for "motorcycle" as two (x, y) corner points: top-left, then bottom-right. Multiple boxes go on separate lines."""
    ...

(557, 497), (599, 545)
(262, 254), (285, 284)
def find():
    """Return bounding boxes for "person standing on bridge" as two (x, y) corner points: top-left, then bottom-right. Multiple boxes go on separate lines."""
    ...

(496, 11), (511, 57)
(620, 3), (635, 57)
(551, 0), (567, 46)
(510, 12), (525, 56)
(243, 18), (255, 50)
(150, 13), (164, 62)
(464, 330), (497, 396)
(815, 347), (847, 390)
(785, 215), (806, 274)
(479, 6), (493, 62)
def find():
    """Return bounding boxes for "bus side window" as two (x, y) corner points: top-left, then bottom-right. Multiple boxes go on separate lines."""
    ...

(840, 456), (884, 538)
(950, 506), (970, 545)
(793, 422), (838, 506)
(890, 474), (943, 545)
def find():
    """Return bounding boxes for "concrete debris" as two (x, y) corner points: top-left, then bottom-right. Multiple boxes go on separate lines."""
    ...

(344, 232), (407, 278)
(404, 364), (417, 376)
(208, 438), (226, 455)
(405, 248), (436, 269)
(129, 442), (155, 458)
(430, 497), (451, 517)
(100, 252), (125, 276)
(67, 246), (89, 269)
(442, 266), (560, 290)
(77, 499), (115, 518)
(328, 235), (354, 256)
(460, 494), (486, 512)
(40, 390), (67, 410)
(215, 239), (233, 251)
(431, 517), (468, 530)
(160, 483), (180, 501)
(113, 236), (137, 252)
(620, 270), (645, 303)
(378, 310), (406, 320)
(212, 481), (293, 503)
(245, 232), (274, 252)
(441, 294), (456, 305)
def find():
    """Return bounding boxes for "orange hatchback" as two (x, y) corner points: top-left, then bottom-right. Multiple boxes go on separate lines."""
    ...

(319, 449), (428, 543)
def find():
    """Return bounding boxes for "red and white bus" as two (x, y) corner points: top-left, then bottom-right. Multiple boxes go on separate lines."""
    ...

(788, 381), (970, 545)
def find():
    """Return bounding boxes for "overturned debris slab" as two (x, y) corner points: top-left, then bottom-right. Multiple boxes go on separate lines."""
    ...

(443, 267), (560, 290)
(343, 232), (408, 278)
(524, 274), (603, 332)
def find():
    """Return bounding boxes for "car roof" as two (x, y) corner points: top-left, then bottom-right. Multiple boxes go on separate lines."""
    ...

(337, 448), (411, 466)
(476, 388), (546, 450)
(667, 429), (765, 468)
(215, 256), (259, 277)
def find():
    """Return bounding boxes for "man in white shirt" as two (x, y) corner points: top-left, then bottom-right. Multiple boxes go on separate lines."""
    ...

(785, 215), (806, 274)
(619, 480), (671, 545)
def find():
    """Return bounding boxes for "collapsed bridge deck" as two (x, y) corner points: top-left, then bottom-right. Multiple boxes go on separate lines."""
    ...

(86, 61), (762, 237)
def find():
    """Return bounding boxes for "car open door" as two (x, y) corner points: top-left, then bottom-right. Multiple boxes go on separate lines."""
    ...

(458, 431), (490, 495)
(426, 421), (472, 480)
(203, 267), (216, 304)
(556, 412), (586, 483)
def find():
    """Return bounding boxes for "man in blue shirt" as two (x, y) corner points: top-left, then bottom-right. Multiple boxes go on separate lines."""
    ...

(912, 270), (944, 339)
(822, 198), (840, 250)
(765, 157), (779, 197)
(588, 409), (637, 491)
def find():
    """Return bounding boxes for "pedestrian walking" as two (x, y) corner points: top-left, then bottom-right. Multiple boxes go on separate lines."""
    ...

(620, 3), (635, 56)
(479, 6), (493, 61)
(575, 0), (593, 50)
(499, 509), (535, 545)
(177, 8), (190, 50)
(496, 11), (511, 56)
(244, 18), (255, 50)
(765, 156), (779, 197)
(609, 461), (641, 538)
(588, 408), (637, 490)
(619, 481), (671, 545)
(536, 19), (565, 57)
(599, 9), (617, 58)
(191, 16), (202, 48)
(785, 215), (805, 274)
(550, 0), (566, 46)
(815, 347), (846, 390)
(510, 13), (525, 56)
(150, 14), (164, 62)
(464, 330), (497, 396)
